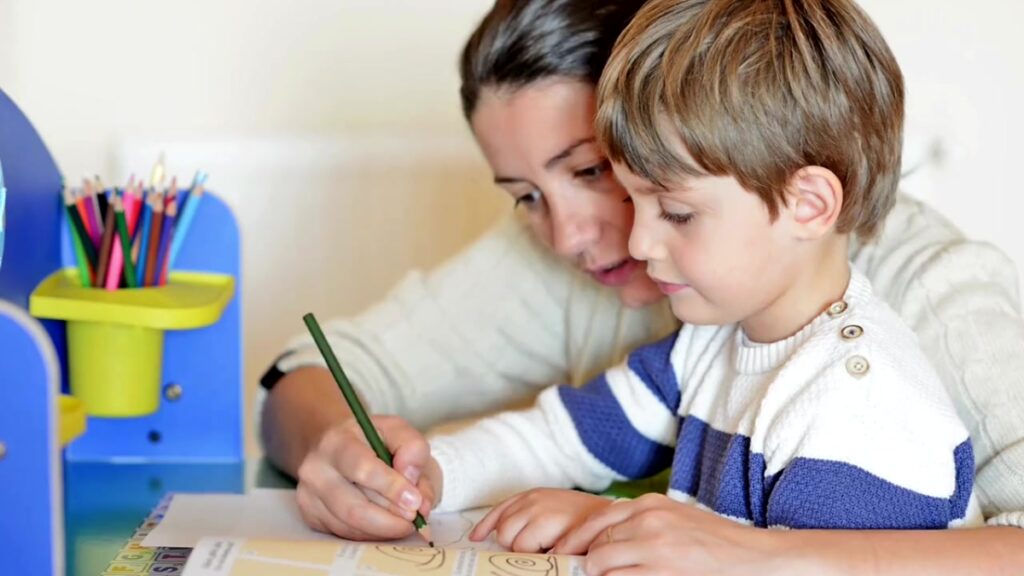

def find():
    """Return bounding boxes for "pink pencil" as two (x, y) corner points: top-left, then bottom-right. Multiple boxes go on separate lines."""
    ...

(82, 183), (102, 248)
(103, 178), (143, 290)
(127, 177), (143, 234)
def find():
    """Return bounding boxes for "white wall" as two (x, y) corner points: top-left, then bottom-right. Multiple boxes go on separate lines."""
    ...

(2, 1), (1023, 457)
(0, 0), (494, 174)
(857, 0), (1024, 286)
(0, 0), (502, 456)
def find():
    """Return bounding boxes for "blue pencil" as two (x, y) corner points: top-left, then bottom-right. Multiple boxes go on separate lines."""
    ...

(135, 192), (155, 287)
(154, 196), (177, 286)
(168, 171), (206, 268)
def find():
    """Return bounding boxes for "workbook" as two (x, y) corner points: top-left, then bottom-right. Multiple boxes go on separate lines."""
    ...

(143, 489), (585, 576)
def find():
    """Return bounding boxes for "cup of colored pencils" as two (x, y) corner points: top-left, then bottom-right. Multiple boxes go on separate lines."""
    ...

(61, 164), (207, 290)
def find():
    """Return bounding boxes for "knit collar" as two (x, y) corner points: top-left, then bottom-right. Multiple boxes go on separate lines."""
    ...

(734, 266), (871, 374)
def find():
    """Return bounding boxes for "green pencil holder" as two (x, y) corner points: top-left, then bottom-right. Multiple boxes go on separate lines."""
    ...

(29, 268), (235, 418)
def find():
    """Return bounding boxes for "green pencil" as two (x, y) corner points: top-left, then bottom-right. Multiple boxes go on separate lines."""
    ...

(113, 196), (137, 288)
(69, 213), (93, 287)
(303, 312), (434, 546)
(62, 186), (96, 285)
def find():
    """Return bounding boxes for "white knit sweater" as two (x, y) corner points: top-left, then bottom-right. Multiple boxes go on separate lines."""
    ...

(430, 270), (984, 530)
(261, 194), (1024, 527)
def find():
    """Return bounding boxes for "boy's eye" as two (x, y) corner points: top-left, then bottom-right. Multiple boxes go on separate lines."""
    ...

(514, 189), (543, 209)
(659, 210), (695, 225)
(574, 161), (611, 180)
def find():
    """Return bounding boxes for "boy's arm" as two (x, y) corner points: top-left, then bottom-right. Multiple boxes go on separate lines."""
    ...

(431, 332), (684, 512)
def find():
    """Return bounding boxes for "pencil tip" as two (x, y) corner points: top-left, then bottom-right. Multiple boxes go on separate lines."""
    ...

(419, 526), (434, 548)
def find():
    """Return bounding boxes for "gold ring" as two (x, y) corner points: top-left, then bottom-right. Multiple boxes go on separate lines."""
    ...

(605, 526), (614, 543)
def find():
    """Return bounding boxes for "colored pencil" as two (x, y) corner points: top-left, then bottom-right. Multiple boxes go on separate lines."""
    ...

(302, 312), (433, 546)
(143, 193), (165, 287)
(63, 186), (98, 277)
(81, 185), (101, 247)
(112, 196), (138, 289)
(105, 178), (142, 290)
(94, 177), (109, 226)
(69, 218), (92, 287)
(169, 172), (206, 268)
(94, 193), (118, 288)
(74, 188), (95, 244)
(149, 154), (165, 189)
(156, 197), (178, 286)
(126, 177), (143, 235)
(135, 191), (154, 287)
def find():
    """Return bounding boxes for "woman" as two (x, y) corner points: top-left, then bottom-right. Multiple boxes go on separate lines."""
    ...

(260, 0), (1024, 572)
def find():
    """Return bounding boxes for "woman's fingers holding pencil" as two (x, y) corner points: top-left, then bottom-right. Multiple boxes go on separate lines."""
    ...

(296, 450), (414, 540)
(332, 415), (436, 522)
(295, 475), (375, 540)
(386, 417), (439, 515)
(296, 420), (420, 540)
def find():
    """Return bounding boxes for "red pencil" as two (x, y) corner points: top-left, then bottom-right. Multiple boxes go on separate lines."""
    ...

(144, 193), (165, 287)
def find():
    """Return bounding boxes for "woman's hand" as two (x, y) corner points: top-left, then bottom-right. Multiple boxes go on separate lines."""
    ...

(470, 489), (614, 553)
(294, 414), (442, 540)
(554, 493), (784, 576)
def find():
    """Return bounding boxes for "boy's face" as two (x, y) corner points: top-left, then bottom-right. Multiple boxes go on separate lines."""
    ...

(613, 160), (800, 330)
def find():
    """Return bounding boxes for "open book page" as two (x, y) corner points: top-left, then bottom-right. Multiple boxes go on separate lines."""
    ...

(144, 490), (583, 575)
(183, 538), (584, 576)
(144, 490), (509, 550)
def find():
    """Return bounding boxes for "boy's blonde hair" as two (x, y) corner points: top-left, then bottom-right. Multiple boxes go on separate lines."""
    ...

(597, 0), (904, 240)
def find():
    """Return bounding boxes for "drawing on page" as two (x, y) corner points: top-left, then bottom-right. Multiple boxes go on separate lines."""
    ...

(483, 553), (560, 576)
(359, 545), (450, 573)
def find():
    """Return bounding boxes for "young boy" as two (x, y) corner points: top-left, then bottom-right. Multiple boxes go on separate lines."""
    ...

(423, 0), (981, 554)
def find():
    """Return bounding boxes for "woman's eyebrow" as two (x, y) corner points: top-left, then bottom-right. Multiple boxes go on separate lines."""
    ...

(544, 137), (596, 169)
(493, 137), (597, 184)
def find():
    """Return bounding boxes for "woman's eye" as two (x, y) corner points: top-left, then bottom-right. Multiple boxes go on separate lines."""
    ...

(574, 161), (611, 180)
(659, 210), (695, 225)
(514, 189), (543, 209)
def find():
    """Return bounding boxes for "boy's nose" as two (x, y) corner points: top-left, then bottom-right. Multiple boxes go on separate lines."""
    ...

(628, 218), (655, 262)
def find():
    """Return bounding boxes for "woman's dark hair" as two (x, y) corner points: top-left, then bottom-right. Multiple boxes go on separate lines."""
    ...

(459, 0), (646, 120)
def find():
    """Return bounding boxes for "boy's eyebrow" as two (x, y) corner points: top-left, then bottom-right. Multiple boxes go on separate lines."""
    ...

(633, 181), (672, 196)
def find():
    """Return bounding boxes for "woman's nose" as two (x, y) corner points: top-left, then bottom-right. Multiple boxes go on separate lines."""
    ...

(550, 205), (599, 259)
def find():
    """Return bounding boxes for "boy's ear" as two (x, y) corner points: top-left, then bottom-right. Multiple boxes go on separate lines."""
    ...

(783, 166), (843, 240)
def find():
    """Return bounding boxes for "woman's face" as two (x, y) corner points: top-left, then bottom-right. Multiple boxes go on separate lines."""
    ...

(470, 78), (663, 308)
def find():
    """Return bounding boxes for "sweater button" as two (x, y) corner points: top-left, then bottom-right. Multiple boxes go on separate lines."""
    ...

(827, 301), (849, 317)
(846, 355), (870, 377)
(841, 325), (863, 340)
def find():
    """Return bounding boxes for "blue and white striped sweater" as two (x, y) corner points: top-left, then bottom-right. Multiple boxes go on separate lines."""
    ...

(560, 372), (975, 529)
(433, 271), (981, 528)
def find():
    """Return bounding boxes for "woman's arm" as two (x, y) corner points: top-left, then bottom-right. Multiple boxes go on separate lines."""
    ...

(257, 218), (579, 539)
(558, 496), (1024, 576)
(260, 217), (575, 463)
(260, 217), (576, 431)
(779, 526), (1024, 576)
(855, 195), (1024, 521)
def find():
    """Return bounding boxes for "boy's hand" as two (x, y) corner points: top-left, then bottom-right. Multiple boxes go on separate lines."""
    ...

(471, 489), (614, 553)
(554, 493), (777, 575)
(294, 415), (441, 540)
